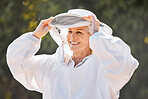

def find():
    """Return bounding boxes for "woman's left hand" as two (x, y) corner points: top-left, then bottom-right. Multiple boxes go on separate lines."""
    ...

(82, 15), (100, 33)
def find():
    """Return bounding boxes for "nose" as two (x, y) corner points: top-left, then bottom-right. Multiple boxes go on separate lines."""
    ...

(70, 32), (77, 38)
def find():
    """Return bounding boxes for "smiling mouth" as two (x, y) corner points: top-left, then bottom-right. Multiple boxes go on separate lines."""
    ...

(70, 41), (80, 45)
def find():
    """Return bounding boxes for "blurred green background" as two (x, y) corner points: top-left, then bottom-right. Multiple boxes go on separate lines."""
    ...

(0, 0), (148, 99)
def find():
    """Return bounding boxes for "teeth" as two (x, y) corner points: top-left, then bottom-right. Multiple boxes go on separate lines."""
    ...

(71, 42), (79, 45)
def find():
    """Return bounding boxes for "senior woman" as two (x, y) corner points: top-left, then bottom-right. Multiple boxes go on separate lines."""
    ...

(6, 9), (139, 99)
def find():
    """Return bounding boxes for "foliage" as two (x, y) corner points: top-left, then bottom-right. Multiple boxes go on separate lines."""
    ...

(0, 0), (148, 99)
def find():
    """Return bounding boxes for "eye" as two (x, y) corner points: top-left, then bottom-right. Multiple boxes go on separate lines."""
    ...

(68, 31), (72, 33)
(76, 31), (82, 34)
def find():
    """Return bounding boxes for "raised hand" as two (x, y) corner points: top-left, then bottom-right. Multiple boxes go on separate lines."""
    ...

(33, 17), (53, 39)
(82, 15), (100, 33)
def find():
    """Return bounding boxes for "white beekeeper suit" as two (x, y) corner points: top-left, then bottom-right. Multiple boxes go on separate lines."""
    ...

(6, 9), (139, 99)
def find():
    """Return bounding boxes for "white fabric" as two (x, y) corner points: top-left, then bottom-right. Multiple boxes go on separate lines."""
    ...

(67, 9), (113, 35)
(49, 9), (113, 59)
(50, 13), (91, 28)
(49, 9), (113, 45)
(6, 31), (139, 99)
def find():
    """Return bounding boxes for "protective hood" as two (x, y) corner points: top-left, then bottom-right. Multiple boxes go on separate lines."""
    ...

(49, 9), (113, 58)
(67, 9), (113, 35)
(49, 9), (113, 45)
(50, 13), (91, 28)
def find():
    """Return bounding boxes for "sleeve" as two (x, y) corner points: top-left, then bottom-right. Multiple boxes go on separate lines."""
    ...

(89, 32), (139, 93)
(6, 32), (56, 93)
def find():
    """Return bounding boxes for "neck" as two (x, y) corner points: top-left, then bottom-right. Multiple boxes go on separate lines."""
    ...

(72, 48), (92, 67)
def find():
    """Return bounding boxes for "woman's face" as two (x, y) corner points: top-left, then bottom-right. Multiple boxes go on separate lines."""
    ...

(67, 26), (92, 53)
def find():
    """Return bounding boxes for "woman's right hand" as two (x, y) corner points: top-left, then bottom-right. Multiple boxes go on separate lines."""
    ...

(33, 17), (53, 39)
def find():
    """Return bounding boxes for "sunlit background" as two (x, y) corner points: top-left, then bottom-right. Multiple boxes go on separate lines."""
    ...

(0, 0), (148, 99)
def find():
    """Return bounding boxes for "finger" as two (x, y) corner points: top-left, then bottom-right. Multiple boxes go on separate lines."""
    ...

(81, 15), (95, 23)
(46, 17), (53, 23)
(81, 16), (92, 22)
(96, 20), (100, 31)
(42, 17), (53, 24)
(96, 20), (100, 25)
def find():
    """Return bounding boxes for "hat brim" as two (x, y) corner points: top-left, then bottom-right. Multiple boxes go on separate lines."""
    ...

(50, 13), (113, 35)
